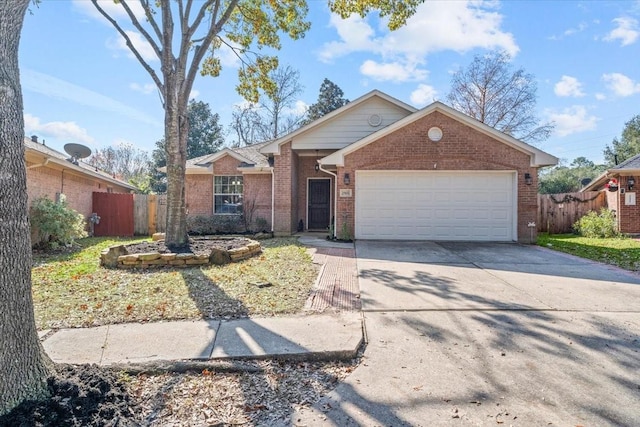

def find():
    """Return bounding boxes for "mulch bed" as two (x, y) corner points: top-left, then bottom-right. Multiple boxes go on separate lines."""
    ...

(125, 237), (253, 256)
(0, 365), (138, 427)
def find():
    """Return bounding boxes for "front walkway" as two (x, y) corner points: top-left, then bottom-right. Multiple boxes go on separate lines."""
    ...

(297, 234), (361, 313)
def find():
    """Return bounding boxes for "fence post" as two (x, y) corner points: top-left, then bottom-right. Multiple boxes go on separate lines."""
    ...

(148, 194), (157, 236)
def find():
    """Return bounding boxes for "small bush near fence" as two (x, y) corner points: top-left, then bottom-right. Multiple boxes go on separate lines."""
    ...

(573, 209), (619, 238)
(30, 196), (88, 249)
(187, 215), (245, 235)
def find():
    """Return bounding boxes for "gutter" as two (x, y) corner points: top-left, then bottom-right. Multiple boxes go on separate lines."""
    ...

(318, 161), (337, 239)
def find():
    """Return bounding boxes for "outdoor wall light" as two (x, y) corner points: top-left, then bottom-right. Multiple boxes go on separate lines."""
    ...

(628, 176), (635, 190)
(344, 173), (351, 185)
(314, 163), (320, 172)
(524, 172), (533, 185)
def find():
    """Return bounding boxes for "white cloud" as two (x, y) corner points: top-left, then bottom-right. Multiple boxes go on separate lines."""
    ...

(24, 114), (95, 145)
(595, 93), (606, 100)
(319, 1), (518, 64)
(291, 100), (309, 116)
(410, 84), (438, 106)
(189, 89), (200, 100)
(130, 82), (156, 95)
(546, 105), (598, 137)
(554, 75), (585, 97)
(73, 0), (146, 22)
(107, 30), (158, 62)
(604, 17), (639, 46)
(360, 60), (428, 82)
(22, 69), (162, 127)
(602, 73), (640, 96)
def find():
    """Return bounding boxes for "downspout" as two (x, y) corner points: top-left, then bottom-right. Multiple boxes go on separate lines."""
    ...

(318, 161), (337, 239)
(270, 168), (275, 233)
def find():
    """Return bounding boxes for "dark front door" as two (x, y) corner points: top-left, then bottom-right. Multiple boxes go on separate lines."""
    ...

(308, 179), (331, 230)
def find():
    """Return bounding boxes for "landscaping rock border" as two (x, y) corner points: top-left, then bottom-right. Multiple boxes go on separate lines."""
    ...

(100, 238), (262, 269)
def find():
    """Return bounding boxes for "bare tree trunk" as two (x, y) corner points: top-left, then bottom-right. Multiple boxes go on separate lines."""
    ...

(163, 71), (189, 249)
(0, 0), (54, 416)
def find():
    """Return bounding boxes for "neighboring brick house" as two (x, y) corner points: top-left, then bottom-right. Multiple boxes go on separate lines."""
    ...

(25, 135), (136, 220)
(581, 154), (640, 234)
(183, 90), (558, 242)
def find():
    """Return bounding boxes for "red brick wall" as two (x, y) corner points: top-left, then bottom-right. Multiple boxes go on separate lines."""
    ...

(273, 142), (294, 233)
(185, 174), (213, 215)
(26, 163), (128, 219)
(244, 174), (272, 231)
(617, 176), (640, 233)
(339, 111), (538, 242)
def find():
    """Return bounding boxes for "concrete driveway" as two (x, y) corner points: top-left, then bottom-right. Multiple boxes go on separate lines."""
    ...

(294, 241), (640, 426)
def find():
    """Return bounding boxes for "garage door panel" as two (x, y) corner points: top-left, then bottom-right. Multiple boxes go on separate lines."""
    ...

(356, 171), (515, 241)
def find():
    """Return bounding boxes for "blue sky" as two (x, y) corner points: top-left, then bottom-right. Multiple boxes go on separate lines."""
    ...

(19, 0), (640, 165)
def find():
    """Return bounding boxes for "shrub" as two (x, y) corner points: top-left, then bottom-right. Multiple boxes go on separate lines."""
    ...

(30, 196), (88, 249)
(574, 209), (619, 238)
(186, 214), (245, 235)
(254, 217), (268, 232)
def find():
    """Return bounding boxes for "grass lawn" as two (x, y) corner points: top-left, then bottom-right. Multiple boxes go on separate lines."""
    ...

(32, 237), (318, 329)
(537, 233), (640, 272)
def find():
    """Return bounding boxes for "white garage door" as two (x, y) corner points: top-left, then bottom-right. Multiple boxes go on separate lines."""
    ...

(355, 171), (515, 241)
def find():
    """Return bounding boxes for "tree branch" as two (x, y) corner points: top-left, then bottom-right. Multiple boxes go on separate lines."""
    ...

(90, 0), (164, 101)
(183, 0), (239, 99)
(118, 0), (162, 60)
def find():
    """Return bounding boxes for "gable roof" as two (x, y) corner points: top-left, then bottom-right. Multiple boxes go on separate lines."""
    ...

(321, 101), (558, 168)
(581, 153), (640, 191)
(24, 137), (137, 191)
(181, 141), (271, 173)
(259, 90), (417, 155)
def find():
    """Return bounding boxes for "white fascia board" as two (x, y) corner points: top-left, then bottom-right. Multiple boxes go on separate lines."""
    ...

(196, 148), (254, 166)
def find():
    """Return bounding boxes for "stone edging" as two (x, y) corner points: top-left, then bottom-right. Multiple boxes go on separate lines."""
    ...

(100, 238), (262, 269)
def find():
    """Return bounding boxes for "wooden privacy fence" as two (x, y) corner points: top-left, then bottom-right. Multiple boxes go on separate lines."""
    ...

(92, 192), (134, 237)
(133, 194), (167, 235)
(537, 191), (606, 234)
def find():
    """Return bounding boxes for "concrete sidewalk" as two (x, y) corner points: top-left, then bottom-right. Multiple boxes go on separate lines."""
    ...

(42, 313), (363, 366)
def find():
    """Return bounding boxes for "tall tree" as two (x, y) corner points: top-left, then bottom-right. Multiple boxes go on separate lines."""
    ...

(446, 51), (553, 143)
(90, 0), (309, 249)
(538, 157), (606, 194)
(603, 115), (640, 166)
(304, 78), (349, 124)
(150, 99), (224, 193)
(0, 0), (53, 416)
(91, 0), (423, 249)
(87, 143), (151, 183)
(231, 65), (304, 145)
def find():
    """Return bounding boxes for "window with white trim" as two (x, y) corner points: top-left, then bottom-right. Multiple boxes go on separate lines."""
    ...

(214, 175), (243, 214)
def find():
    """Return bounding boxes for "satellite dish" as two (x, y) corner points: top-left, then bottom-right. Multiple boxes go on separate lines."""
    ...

(64, 143), (92, 165)
(580, 178), (592, 187)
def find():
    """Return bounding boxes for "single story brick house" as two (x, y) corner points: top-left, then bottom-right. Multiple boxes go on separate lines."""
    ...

(25, 135), (136, 220)
(581, 154), (640, 234)
(184, 90), (558, 242)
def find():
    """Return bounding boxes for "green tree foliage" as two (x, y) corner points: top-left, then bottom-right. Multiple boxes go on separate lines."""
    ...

(538, 157), (606, 194)
(150, 99), (224, 193)
(30, 197), (88, 249)
(603, 115), (640, 166)
(447, 51), (554, 143)
(303, 78), (349, 124)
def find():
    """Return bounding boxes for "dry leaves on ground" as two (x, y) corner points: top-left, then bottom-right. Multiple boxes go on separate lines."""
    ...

(126, 359), (358, 426)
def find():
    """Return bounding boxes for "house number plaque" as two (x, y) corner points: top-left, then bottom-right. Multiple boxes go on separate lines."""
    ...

(339, 189), (352, 198)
